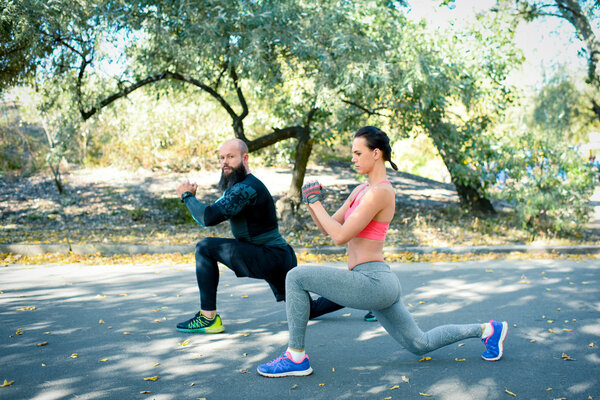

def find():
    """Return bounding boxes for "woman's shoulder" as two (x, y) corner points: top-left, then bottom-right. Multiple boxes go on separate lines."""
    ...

(348, 183), (369, 196)
(365, 181), (395, 201)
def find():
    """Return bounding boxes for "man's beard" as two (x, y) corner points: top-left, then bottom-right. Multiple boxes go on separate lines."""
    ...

(218, 164), (248, 192)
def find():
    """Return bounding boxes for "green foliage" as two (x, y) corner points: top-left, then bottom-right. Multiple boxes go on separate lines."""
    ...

(494, 132), (596, 236)
(156, 197), (195, 225)
(530, 73), (599, 142)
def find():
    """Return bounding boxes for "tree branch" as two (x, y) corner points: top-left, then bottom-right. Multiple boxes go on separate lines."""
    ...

(341, 99), (388, 117)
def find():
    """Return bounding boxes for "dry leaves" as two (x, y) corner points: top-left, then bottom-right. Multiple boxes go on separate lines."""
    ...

(144, 376), (159, 381)
(0, 380), (14, 387)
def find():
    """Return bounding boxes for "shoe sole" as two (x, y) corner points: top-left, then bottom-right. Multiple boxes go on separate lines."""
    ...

(482, 321), (508, 361)
(176, 326), (225, 334)
(257, 367), (313, 378)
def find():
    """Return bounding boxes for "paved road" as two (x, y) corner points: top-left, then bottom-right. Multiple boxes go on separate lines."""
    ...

(1, 259), (598, 400)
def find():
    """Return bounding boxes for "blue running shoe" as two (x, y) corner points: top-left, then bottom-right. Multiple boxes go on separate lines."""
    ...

(481, 320), (508, 361)
(257, 351), (313, 377)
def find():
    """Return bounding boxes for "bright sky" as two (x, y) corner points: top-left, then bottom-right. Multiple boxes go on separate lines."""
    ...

(405, 0), (590, 88)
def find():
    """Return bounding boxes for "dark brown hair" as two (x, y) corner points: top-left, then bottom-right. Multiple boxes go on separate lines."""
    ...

(354, 126), (398, 171)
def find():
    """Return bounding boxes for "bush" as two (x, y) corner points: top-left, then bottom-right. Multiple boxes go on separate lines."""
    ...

(493, 133), (596, 237)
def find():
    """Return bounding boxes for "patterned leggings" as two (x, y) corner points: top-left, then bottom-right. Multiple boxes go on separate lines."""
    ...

(286, 261), (482, 353)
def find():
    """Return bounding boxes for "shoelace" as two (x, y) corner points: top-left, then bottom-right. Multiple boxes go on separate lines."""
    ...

(267, 354), (287, 366)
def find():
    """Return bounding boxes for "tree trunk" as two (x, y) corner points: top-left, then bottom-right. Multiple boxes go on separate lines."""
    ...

(274, 125), (314, 229)
(427, 121), (496, 216)
(453, 180), (496, 215)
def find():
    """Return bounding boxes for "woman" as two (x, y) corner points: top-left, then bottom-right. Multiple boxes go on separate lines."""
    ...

(257, 126), (508, 377)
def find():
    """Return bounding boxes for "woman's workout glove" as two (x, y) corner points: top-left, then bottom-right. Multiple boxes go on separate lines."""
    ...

(302, 181), (323, 204)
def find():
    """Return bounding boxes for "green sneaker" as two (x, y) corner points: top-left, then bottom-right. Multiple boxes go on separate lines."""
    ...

(176, 312), (225, 333)
(364, 311), (377, 322)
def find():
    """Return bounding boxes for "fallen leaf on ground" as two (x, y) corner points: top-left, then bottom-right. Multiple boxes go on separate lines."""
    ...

(505, 388), (517, 396)
(17, 306), (35, 311)
(100, 358), (109, 362)
(589, 343), (595, 348)
(123, 332), (131, 335)
(342, 313), (351, 317)
(70, 353), (78, 359)
(455, 358), (466, 362)
(402, 376), (409, 383)
(546, 388), (552, 391)
(390, 385), (399, 390)
(179, 339), (190, 346)
(561, 353), (575, 360)
(99, 320), (105, 324)
(419, 393), (433, 397)
(241, 295), (248, 298)
(0, 380), (14, 387)
(144, 376), (159, 381)
(37, 342), (48, 347)
(15, 328), (23, 335)
(140, 391), (151, 394)
(153, 363), (160, 367)
(319, 383), (325, 387)
(290, 384), (297, 390)
(419, 356), (432, 362)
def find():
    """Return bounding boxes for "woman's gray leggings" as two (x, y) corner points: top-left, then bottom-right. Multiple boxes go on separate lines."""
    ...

(286, 261), (482, 353)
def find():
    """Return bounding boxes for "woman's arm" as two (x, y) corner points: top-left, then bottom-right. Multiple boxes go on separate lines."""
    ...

(306, 184), (364, 235)
(308, 185), (391, 246)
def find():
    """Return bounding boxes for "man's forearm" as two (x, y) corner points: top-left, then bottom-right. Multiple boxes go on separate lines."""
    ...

(183, 196), (208, 226)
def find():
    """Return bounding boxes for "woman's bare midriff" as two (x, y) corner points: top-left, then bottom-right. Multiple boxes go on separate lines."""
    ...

(347, 236), (385, 270)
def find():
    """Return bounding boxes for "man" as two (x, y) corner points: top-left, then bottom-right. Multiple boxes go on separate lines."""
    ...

(175, 138), (340, 333)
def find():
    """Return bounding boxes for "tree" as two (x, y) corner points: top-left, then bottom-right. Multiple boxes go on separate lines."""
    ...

(495, 0), (600, 120)
(3, 0), (526, 217)
(337, 7), (524, 214)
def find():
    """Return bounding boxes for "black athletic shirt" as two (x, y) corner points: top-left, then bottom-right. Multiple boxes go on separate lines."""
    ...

(182, 174), (287, 247)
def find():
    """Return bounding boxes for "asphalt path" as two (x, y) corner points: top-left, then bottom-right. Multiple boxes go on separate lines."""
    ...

(1, 259), (599, 400)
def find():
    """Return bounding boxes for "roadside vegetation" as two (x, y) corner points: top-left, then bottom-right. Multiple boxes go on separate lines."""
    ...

(1, 0), (600, 247)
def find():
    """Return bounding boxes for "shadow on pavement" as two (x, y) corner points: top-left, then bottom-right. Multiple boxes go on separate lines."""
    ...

(0, 259), (598, 399)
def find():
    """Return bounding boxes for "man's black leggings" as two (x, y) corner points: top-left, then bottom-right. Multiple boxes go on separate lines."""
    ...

(195, 237), (297, 310)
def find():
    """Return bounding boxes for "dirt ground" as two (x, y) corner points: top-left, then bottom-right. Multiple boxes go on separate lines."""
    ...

(0, 166), (598, 248)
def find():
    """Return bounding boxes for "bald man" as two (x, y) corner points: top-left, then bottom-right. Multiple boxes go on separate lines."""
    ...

(176, 139), (340, 334)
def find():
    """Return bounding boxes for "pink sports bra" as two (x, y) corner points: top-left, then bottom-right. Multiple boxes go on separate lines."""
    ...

(343, 180), (391, 241)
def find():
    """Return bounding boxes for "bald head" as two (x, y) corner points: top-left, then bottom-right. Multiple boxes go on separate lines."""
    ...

(219, 138), (250, 174)
(221, 138), (248, 155)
